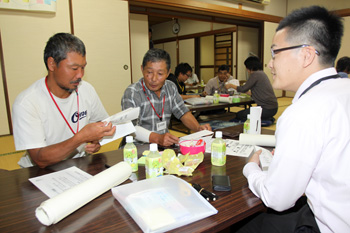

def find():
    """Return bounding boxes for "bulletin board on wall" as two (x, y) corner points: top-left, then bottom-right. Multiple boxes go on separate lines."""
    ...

(0, 0), (56, 12)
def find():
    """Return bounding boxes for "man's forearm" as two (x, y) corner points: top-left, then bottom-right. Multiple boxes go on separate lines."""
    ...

(28, 134), (85, 168)
(181, 112), (200, 132)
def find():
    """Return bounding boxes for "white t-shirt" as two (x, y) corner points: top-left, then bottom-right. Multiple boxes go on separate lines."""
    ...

(243, 68), (350, 233)
(185, 73), (199, 85)
(12, 77), (109, 167)
(225, 79), (240, 94)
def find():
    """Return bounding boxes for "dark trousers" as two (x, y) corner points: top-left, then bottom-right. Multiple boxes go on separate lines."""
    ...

(236, 107), (278, 121)
(234, 197), (320, 233)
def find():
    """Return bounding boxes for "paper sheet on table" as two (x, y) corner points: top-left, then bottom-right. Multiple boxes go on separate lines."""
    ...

(206, 139), (255, 157)
(180, 130), (214, 141)
(29, 166), (92, 198)
(99, 121), (135, 146)
(184, 97), (212, 105)
(239, 133), (276, 147)
(35, 162), (132, 226)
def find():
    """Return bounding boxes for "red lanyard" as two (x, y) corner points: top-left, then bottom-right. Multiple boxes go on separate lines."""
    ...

(141, 80), (165, 121)
(45, 77), (79, 134)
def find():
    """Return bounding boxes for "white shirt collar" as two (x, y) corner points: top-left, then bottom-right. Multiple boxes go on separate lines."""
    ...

(293, 68), (337, 103)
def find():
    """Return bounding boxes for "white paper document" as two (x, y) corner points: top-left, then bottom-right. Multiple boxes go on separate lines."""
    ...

(29, 166), (92, 198)
(180, 130), (214, 141)
(99, 121), (135, 146)
(184, 97), (212, 105)
(206, 139), (255, 157)
(99, 107), (140, 146)
(103, 107), (140, 125)
(256, 146), (273, 171)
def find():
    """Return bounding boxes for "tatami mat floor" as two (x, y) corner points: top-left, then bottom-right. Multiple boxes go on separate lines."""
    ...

(0, 97), (292, 171)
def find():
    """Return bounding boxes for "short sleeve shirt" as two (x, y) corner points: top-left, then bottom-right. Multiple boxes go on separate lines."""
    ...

(121, 78), (189, 134)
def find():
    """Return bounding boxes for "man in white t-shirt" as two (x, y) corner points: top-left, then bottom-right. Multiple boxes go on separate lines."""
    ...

(12, 33), (115, 168)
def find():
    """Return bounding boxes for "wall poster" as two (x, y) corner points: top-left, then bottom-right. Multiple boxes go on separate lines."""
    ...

(0, 0), (56, 12)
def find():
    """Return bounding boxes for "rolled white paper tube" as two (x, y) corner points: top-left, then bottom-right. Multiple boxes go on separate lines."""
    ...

(35, 161), (132, 226)
(239, 133), (276, 147)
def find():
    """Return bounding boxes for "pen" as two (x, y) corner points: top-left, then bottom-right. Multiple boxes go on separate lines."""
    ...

(191, 183), (217, 201)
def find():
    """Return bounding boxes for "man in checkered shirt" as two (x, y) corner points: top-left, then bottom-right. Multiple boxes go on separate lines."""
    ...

(122, 48), (211, 146)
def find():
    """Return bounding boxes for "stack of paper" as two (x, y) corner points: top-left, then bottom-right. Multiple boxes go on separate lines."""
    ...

(185, 97), (212, 105)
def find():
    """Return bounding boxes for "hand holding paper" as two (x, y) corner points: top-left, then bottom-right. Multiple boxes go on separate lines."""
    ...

(99, 107), (140, 146)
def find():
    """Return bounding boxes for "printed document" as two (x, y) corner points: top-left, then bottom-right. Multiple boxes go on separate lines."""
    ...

(29, 166), (92, 198)
(206, 139), (255, 157)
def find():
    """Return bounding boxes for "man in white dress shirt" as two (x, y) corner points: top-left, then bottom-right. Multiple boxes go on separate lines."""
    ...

(238, 6), (350, 233)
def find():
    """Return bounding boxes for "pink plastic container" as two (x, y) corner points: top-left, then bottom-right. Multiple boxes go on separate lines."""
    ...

(179, 140), (206, 155)
(220, 94), (229, 97)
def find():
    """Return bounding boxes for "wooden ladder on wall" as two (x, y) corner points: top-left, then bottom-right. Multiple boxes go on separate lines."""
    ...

(214, 32), (233, 73)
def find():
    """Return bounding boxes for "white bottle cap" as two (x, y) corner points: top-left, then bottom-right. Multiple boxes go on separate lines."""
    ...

(126, 136), (133, 143)
(150, 143), (158, 151)
(215, 90), (218, 93)
(215, 131), (222, 138)
(247, 114), (250, 119)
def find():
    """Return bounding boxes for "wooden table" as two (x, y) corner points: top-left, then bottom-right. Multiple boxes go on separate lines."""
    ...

(187, 99), (255, 113)
(0, 125), (273, 233)
(185, 85), (205, 93)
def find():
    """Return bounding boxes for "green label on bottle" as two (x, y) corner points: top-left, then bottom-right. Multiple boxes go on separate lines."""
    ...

(211, 141), (226, 166)
(145, 157), (163, 179)
(243, 121), (250, 134)
(124, 148), (138, 172)
(213, 93), (220, 104)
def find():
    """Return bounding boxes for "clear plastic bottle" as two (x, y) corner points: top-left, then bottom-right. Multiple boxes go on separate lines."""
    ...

(201, 79), (205, 87)
(145, 143), (163, 179)
(243, 114), (250, 134)
(123, 136), (138, 172)
(213, 90), (220, 104)
(211, 131), (226, 166)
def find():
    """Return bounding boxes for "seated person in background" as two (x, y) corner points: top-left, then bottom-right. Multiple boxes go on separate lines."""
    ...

(185, 67), (199, 86)
(167, 63), (200, 100)
(121, 48), (211, 147)
(238, 6), (349, 233)
(12, 33), (116, 168)
(336, 56), (350, 78)
(226, 56), (278, 122)
(202, 65), (236, 96)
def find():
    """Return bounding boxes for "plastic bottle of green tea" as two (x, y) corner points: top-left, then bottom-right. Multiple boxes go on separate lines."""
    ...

(123, 136), (138, 172)
(243, 114), (250, 134)
(145, 143), (163, 179)
(213, 90), (220, 104)
(211, 131), (226, 166)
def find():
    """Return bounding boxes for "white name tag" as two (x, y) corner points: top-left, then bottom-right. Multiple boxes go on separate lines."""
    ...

(157, 121), (166, 131)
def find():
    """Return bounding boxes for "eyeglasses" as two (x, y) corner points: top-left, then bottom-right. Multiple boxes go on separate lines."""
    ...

(271, 44), (320, 59)
(185, 73), (192, 77)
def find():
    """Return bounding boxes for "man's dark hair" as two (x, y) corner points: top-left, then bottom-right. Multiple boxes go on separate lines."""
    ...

(44, 33), (86, 70)
(142, 48), (171, 71)
(218, 65), (230, 72)
(244, 56), (263, 71)
(175, 63), (192, 77)
(276, 5), (343, 66)
(336, 56), (350, 73)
